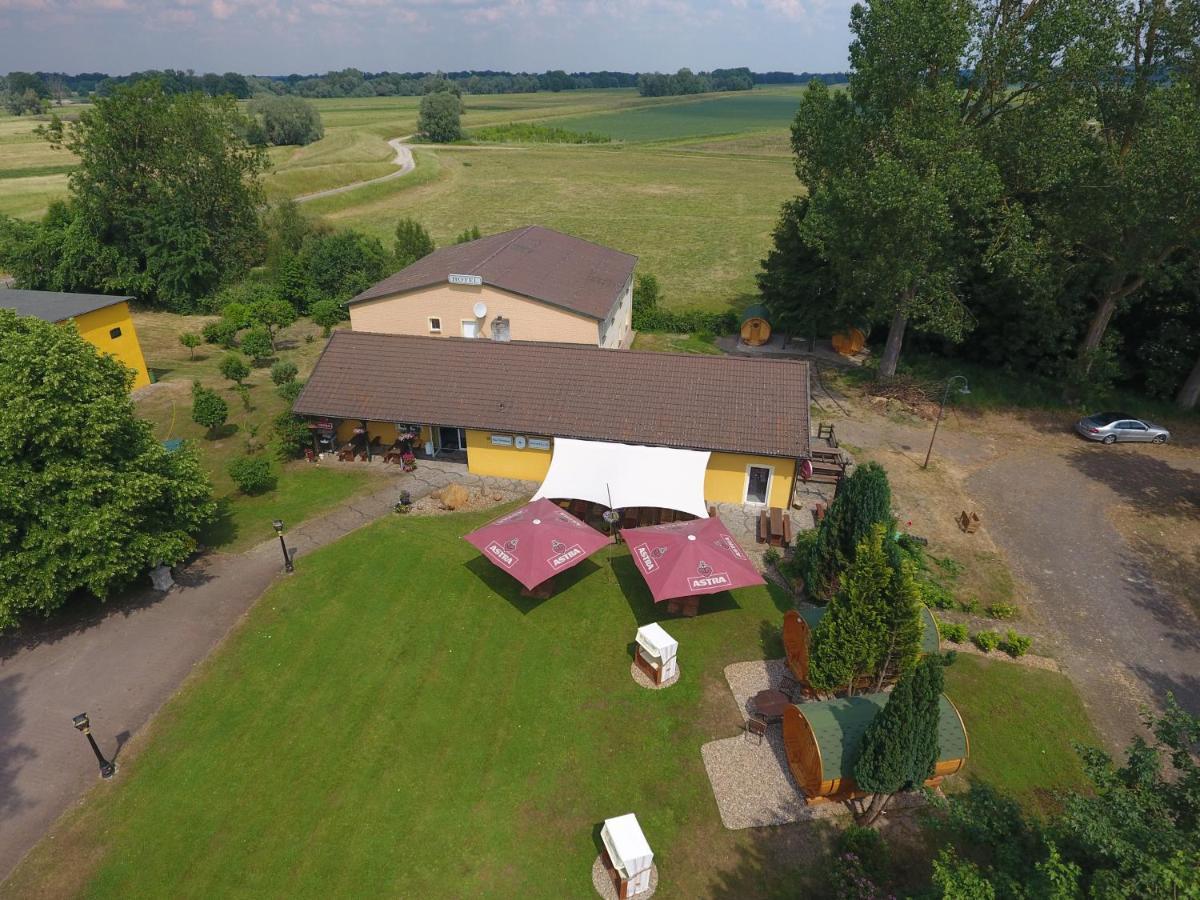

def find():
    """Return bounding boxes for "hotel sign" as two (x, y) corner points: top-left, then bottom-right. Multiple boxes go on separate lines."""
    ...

(448, 273), (482, 286)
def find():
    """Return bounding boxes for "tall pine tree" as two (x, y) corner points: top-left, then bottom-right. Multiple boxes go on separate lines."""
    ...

(853, 654), (945, 825)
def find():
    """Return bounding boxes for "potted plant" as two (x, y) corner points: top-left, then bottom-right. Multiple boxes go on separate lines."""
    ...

(401, 451), (417, 472)
(394, 490), (413, 514)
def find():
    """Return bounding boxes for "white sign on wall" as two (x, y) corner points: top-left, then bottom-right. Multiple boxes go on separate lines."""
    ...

(448, 273), (483, 286)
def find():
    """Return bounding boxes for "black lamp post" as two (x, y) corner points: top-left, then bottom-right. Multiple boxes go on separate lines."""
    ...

(923, 375), (970, 470)
(272, 519), (294, 573)
(72, 713), (115, 778)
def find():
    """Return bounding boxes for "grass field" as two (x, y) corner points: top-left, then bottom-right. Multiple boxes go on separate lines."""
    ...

(1, 508), (1100, 899)
(130, 310), (375, 552)
(0, 87), (806, 311)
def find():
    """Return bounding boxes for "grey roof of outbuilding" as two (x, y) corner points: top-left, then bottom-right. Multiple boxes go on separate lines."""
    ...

(348, 226), (637, 321)
(294, 331), (811, 459)
(0, 289), (132, 322)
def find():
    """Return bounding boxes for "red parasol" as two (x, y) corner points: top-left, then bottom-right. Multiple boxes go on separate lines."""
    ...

(620, 516), (765, 603)
(463, 498), (610, 591)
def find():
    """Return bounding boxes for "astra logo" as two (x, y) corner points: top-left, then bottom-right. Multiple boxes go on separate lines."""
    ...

(547, 543), (584, 569)
(634, 543), (660, 573)
(714, 535), (747, 560)
(687, 571), (732, 592)
(486, 541), (517, 568)
(504, 538), (519, 552)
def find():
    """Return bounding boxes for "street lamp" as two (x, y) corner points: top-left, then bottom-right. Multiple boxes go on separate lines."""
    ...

(272, 519), (294, 573)
(923, 375), (970, 470)
(72, 713), (115, 779)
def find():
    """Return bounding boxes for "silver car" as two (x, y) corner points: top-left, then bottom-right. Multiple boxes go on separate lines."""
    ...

(1076, 412), (1170, 444)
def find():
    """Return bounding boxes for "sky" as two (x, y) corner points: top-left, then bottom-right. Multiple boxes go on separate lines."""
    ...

(0, 0), (858, 76)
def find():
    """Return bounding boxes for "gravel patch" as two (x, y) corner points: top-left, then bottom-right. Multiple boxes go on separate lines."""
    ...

(630, 660), (680, 690)
(591, 855), (658, 899)
(723, 658), (790, 718)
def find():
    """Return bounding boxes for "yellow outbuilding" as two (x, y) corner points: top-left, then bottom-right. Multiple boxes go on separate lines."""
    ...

(1, 289), (150, 389)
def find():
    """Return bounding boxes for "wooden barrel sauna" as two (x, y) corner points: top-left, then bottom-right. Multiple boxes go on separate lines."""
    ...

(782, 693), (969, 803)
(739, 304), (772, 347)
(831, 327), (866, 356)
(783, 606), (941, 687)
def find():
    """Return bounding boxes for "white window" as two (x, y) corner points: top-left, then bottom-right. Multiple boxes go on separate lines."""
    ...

(461, 319), (478, 339)
(428, 317), (442, 334)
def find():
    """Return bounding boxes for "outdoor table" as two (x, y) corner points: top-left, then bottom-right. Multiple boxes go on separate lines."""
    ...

(752, 688), (790, 722)
(768, 507), (789, 546)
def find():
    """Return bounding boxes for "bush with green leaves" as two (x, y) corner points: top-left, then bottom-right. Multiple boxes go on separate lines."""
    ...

(202, 318), (238, 348)
(999, 630), (1031, 658)
(277, 379), (304, 403)
(249, 95), (324, 146)
(219, 352), (250, 384)
(249, 297), (296, 346)
(0, 310), (214, 627)
(986, 602), (1018, 620)
(221, 300), (255, 330)
(178, 331), (202, 359)
(762, 546), (781, 567)
(939, 621), (968, 644)
(417, 89), (463, 142)
(271, 410), (311, 460)
(190, 382), (228, 434)
(270, 360), (298, 385)
(957, 597), (981, 615)
(296, 230), (390, 309)
(239, 328), (274, 365)
(226, 455), (275, 495)
(454, 225), (482, 244)
(394, 217), (435, 268)
(309, 298), (344, 337)
(972, 630), (1000, 653)
(917, 577), (957, 610)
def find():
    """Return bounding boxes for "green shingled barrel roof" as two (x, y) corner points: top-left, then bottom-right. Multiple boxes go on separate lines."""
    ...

(797, 605), (941, 653)
(740, 303), (771, 325)
(795, 693), (967, 781)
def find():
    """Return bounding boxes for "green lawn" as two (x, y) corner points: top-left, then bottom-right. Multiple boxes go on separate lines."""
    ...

(552, 90), (805, 143)
(4, 510), (814, 899)
(943, 654), (1100, 816)
(2, 508), (1103, 898)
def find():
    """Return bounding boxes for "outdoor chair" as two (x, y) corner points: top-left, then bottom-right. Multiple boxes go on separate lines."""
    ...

(779, 673), (800, 701)
(744, 716), (767, 745)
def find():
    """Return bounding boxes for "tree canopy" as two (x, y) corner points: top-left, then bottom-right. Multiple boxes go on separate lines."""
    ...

(249, 95), (324, 146)
(417, 90), (463, 143)
(0, 310), (214, 628)
(0, 79), (268, 309)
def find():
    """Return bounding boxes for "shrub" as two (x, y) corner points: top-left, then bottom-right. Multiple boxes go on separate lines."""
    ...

(221, 300), (255, 330)
(239, 327), (274, 365)
(472, 122), (611, 144)
(271, 359), (298, 385)
(973, 630), (1001, 653)
(277, 379), (304, 403)
(835, 825), (889, 881)
(309, 298), (344, 337)
(178, 331), (202, 359)
(940, 621), (969, 644)
(202, 319), (238, 348)
(1000, 630), (1032, 658)
(219, 352), (250, 384)
(763, 546), (781, 567)
(917, 577), (957, 610)
(190, 382), (228, 434)
(271, 410), (310, 460)
(250, 95), (324, 146)
(394, 218), (434, 268)
(986, 602), (1018, 620)
(234, 383), (252, 411)
(227, 455), (275, 495)
(957, 597), (981, 615)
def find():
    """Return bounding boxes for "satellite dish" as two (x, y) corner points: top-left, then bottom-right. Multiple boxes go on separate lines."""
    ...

(473, 301), (488, 319)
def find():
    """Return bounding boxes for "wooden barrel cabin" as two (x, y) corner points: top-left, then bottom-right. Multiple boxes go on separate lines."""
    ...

(739, 305), (772, 346)
(782, 693), (968, 803)
(783, 606), (940, 689)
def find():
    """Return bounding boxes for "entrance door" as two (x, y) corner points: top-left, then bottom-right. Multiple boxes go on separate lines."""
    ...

(437, 427), (466, 452)
(745, 466), (771, 504)
(461, 320), (478, 339)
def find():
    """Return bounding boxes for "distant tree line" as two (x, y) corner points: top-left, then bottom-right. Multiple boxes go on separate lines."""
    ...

(2, 68), (850, 110)
(636, 67), (755, 97)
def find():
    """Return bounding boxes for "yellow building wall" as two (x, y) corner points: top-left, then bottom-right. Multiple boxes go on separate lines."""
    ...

(349, 283), (601, 345)
(465, 429), (553, 481)
(704, 453), (795, 507)
(70, 301), (150, 389)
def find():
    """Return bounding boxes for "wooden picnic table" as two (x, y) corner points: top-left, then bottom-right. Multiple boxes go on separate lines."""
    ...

(758, 507), (792, 546)
(751, 688), (790, 721)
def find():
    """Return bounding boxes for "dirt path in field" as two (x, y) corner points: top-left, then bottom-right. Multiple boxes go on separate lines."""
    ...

(294, 136), (415, 203)
(824, 398), (1200, 753)
(0, 462), (536, 883)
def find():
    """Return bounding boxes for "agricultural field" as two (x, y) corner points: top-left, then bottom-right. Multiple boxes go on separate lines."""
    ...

(0, 87), (808, 310)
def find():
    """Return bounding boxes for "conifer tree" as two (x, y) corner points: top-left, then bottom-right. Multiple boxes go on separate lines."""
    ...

(873, 540), (924, 691)
(853, 654), (944, 825)
(796, 461), (892, 599)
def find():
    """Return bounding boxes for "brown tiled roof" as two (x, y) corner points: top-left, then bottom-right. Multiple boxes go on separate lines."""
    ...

(348, 226), (637, 321)
(294, 332), (811, 458)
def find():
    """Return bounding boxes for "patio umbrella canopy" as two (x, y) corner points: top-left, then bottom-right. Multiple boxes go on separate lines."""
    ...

(620, 517), (765, 603)
(462, 498), (610, 591)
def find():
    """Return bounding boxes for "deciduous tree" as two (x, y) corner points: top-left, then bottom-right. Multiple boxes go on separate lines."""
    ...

(417, 89), (463, 143)
(179, 331), (201, 359)
(0, 310), (213, 628)
(394, 218), (435, 268)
